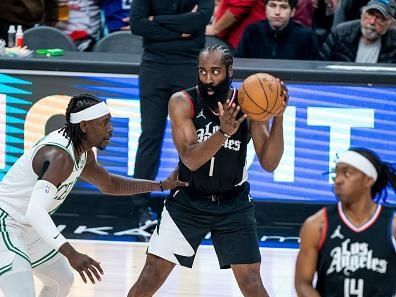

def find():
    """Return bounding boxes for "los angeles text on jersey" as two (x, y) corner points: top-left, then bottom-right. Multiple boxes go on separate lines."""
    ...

(196, 122), (241, 151)
(327, 238), (388, 276)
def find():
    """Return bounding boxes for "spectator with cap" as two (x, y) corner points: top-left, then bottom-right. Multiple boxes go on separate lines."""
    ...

(319, 0), (396, 63)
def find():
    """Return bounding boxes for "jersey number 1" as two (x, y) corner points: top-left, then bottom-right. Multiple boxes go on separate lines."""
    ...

(209, 157), (215, 176)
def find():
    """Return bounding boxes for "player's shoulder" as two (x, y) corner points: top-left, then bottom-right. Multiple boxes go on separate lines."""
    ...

(301, 208), (326, 234)
(169, 88), (195, 114)
(171, 87), (195, 101)
(36, 145), (73, 165)
(299, 208), (327, 248)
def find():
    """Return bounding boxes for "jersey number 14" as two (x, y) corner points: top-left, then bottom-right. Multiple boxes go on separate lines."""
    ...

(344, 278), (363, 297)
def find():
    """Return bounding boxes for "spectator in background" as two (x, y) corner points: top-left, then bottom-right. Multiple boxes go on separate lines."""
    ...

(319, 0), (396, 63)
(56, 0), (102, 51)
(206, 0), (266, 49)
(130, 0), (213, 227)
(0, 0), (58, 43)
(236, 0), (319, 60)
(101, 0), (131, 33)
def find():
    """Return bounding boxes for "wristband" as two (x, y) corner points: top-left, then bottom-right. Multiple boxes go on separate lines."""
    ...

(159, 180), (164, 192)
(219, 128), (231, 138)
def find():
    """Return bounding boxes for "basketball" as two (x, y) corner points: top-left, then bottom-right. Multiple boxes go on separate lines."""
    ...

(238, 73), (284, 121)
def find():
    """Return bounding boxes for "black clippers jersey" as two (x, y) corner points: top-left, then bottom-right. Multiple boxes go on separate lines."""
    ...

(316, 203), (396, 297)
(178, 87), (249, 194)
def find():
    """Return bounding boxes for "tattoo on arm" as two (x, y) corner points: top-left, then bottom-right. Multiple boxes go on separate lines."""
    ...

(110, 175), (158, 195)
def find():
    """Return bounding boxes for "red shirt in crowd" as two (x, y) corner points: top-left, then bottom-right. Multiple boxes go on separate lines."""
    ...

(215, 0), (266, 49)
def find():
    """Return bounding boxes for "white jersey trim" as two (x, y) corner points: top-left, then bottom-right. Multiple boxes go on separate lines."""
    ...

(337, 202), (382, 233)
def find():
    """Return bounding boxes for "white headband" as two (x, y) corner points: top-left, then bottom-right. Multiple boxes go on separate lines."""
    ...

(337, 151), (378, 181)
(70, 101), (110, 124)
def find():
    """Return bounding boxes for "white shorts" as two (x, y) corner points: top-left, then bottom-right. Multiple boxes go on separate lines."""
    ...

(0, 209), (58, 276)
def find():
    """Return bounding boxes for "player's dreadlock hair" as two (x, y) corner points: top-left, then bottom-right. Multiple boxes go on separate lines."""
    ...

(59, 94), (101, 152)
(349, 147), (396, 203)
(199, 44), (234, 70)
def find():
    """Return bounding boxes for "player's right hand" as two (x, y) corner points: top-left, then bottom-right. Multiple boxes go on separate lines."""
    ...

(68, 251), (103, 284)
(218, 100), (247, 136)
(60, 243), (103, 284)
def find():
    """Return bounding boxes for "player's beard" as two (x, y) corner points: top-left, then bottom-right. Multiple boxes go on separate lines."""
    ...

(198, 74), (232, 111)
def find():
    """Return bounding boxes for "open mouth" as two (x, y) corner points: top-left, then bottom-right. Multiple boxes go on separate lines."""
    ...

(207, 90), (215, 95)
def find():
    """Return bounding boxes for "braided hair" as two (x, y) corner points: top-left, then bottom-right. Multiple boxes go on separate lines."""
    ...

(199, 44), (234, 70)
(349, 147), (396, 203)
(59, 94), (101, 152)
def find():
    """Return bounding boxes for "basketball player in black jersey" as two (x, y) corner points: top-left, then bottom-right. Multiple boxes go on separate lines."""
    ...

(295, 147), (396, 297)
(126, 45), (289, 297)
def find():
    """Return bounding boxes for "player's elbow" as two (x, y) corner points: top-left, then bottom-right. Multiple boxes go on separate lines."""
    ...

(294, 279), (313, 297)
(180, 156), (199, 172)
(259, 160), (279, 172)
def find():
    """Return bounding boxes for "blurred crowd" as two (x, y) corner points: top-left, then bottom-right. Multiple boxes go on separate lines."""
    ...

(0, 0), (395, 62)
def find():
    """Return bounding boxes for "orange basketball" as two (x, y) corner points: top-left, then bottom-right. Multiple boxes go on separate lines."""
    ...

(238, 73), (284, 121)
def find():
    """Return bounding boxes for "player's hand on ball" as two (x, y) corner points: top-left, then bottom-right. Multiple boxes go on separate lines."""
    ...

(218, 100), (247, 136)
(274, 79), (289, 117)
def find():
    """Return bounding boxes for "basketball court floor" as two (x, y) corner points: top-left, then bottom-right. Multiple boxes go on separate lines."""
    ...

(0, 239), (299, 297)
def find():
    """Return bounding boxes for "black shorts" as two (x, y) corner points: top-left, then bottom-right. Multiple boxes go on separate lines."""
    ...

(147, 183), (261, 269)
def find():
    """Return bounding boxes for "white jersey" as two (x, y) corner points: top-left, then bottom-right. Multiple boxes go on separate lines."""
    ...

(0, 129), (87, 225)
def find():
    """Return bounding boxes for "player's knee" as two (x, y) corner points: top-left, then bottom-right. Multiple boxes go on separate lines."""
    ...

(39, 264), (74, 297)
(236, 270), (263, 292)
(140, 262), (163, 285)
(41, 270), (74, 297)
(128, 259), (168, 297)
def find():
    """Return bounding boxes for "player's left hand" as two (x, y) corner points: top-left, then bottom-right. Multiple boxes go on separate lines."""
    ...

(161, 168), (189, 190)
(273, 79), (289, 117)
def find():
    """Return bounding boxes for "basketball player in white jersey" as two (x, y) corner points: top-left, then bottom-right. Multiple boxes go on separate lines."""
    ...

(0, 94), (186, 297)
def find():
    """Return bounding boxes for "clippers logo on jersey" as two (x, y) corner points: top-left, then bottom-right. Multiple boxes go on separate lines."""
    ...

(196, 122), (241, 152)
(327, 238), (388, 276)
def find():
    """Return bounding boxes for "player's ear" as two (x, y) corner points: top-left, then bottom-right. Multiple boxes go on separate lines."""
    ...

(228, 66), (233, 78)
(365, 176), (375, 188)
(79, 121), (88, 133)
